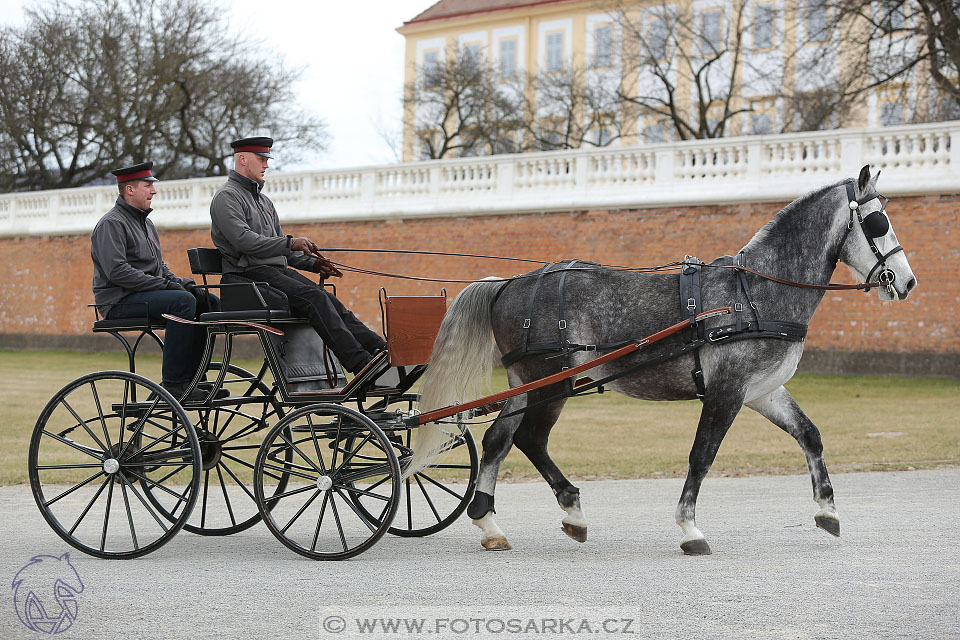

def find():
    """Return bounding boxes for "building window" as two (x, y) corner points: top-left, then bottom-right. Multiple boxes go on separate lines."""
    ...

(879, 0), (906, 31)
(648, 17), (669, 61)
(499, 38), (517, 78)
(463, 42), (482, 72)
(749, 97), (776, 134)
(701, 9), (723, 55)
(594, 24), (613, 68)
(422, 50), (439, 89)
(753, 4), (774, 50)
(545, 32), (564, 73)
(643, 122), (666, 143)
(805, 1), (829, 42)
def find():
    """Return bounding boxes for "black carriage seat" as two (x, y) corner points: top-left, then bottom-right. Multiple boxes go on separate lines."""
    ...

(90, 302), (166, 374)
(187, 247), (295, 322)
(186, 247), (347, 391)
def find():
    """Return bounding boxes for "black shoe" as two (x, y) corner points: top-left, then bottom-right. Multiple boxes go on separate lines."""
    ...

(198, 382), (230, 399)
(349, 350), (388, 376)
(161, 381), (207, 404)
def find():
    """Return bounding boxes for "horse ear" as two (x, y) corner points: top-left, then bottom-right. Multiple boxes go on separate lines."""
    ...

(857, 164), (871, 192)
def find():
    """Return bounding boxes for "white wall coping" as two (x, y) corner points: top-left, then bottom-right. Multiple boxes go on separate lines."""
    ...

(1, 121), (957, 237)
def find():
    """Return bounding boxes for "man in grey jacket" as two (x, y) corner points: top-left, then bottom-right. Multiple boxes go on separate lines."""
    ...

(92, 162), (221, 401)
(210, 137), (386, 374)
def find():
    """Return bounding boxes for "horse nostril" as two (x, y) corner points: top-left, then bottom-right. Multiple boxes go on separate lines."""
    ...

(905, 277), (917, 292)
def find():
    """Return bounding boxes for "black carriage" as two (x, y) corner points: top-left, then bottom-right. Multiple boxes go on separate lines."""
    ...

(28, 248), (478, 560)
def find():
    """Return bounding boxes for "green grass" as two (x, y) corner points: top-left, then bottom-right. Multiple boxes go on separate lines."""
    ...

(2, 350), (958, 486)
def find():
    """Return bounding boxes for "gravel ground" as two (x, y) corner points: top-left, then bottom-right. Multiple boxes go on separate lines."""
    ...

(1, 469), (957, 639)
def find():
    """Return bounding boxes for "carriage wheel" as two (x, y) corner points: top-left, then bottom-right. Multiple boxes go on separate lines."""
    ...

(253, 404), (400, 560)
(351, 395), (478, 537)
(28, 371), (200, 559)
(141, 363), (290, 536)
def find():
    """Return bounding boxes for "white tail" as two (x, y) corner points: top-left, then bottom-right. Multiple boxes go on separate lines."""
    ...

(404, 279), (503, 478)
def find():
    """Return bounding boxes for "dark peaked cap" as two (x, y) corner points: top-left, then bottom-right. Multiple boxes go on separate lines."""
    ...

(231, 136), (273, 158)
(111, 162), (159, 183)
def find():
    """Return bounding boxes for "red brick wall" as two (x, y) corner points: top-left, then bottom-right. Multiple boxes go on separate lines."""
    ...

(1, 194), (956, 362)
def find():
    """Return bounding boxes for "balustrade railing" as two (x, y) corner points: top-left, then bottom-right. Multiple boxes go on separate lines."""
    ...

(1, 121), (957, 236)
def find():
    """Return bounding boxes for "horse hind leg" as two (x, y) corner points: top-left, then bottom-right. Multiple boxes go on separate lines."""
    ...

(467, 395), (528, 551)
(511, 395), (586, 543)
(676, 391), (745, 555)
(746, 386), (840, 537)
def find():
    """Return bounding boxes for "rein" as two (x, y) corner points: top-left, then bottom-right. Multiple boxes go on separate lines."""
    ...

(319, 248), (879, 292)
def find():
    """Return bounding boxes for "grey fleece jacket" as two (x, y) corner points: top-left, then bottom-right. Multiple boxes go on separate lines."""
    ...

(209, 170), (316, 274)
(91, 197), (192, 312)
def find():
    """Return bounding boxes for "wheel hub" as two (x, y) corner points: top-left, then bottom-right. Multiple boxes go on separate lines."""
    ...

(196, 429), (222, 472)
(316, 476), (333, 491)
(103, 458), (120, 474)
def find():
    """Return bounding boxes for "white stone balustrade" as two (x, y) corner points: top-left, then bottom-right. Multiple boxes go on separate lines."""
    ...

(1, 121), (957, 237)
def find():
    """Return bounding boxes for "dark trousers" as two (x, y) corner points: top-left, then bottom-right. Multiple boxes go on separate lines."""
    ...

(241, 266), (386, 372)
(107, 289), (221, 384)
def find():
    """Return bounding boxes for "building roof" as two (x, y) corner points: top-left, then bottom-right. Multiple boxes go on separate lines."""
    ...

(403, 0), (577, 26)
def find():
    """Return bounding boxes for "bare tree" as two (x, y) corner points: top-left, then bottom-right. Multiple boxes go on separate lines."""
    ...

(0, 0), (328, 191)
(522, 62), (631, 150)
(403, 47), (525, 159)
(614, 0), (755, 140)
(814, 0), (960, 122)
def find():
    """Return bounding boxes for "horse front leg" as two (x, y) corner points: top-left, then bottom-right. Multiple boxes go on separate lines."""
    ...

(746, 385), (839, 537)
(676, 391), (744, 555)
(467, 396), (526, 551)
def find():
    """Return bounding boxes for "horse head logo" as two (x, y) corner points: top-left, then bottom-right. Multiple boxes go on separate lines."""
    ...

(12, 553), (85, 634)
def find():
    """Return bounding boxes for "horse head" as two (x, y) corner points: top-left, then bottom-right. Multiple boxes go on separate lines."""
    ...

(837, 164), (917, 301)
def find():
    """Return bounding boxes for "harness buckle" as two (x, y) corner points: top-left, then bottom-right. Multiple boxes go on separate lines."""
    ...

(734, 303), (743, 312)
(558, 320), (567, 330)
(686, 298), (697, 311)
(583, 344), (597, 352)
(522, 318), (531, 329)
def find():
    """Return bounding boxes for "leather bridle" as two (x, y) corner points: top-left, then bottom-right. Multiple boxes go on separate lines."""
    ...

(837, 180), (904, 289)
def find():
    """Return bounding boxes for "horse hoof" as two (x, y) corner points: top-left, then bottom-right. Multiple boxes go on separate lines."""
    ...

(561, 522), (587, 543)
(815, 513), (841, 537)
(680, 538), (713, 556)
(481, 536), (512, 551)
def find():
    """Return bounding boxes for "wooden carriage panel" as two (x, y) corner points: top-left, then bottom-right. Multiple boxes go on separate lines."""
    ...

(383, 295), (446, 366)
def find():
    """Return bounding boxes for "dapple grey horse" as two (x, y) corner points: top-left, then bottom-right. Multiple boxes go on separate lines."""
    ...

(410, 166), (917, 555)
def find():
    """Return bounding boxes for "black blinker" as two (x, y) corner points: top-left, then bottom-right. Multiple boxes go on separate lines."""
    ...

(862, 211), (889, 238)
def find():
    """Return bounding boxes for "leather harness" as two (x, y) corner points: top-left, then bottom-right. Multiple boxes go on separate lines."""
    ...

(499, 252), (808, 402)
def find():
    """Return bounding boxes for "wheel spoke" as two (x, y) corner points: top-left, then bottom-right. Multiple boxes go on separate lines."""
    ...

(216, 465), (237, 527)
(331, 431), (373, 474)
(264, 483), (317, 504)
(200, 470), (211, 528)
(310, 491), (331, 552)
(41, 430), (103, 460)
(100, 476), (115, 552)
(327, 492), (349, 552)
(127, 468), (191, 504)
(307, 415), (329, 474)
(276, 431), (325, 476)
(68, 476), (111, 535)
(118, 475), (139, 550)
(416, 471), (465, 500)
(279, 488), (322, 535)
(340, 484), (392, 502)
(116, 472), (171, 532)
(35, 463), (104, 470)
(219, 461), (256, 502)
(88, 380), (113, 450)
(414, 474), (442, 524)
(58, 397), (108, 452)
(334, 486), (379, 534)
(44, 471), (106, 507)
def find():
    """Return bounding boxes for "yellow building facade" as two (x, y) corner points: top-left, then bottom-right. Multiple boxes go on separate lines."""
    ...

(397, 0), (932, 161)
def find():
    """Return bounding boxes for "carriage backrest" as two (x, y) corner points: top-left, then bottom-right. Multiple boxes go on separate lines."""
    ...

(187, 247), (223, 276)
(382, 293), (446, 366)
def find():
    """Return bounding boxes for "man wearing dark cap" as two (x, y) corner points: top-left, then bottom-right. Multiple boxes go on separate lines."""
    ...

(91, 162), (221, 401)
(210, 137), (387, 374)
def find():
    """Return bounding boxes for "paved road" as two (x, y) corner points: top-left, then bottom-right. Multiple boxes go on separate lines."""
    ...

(2, 469), (958, 639)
